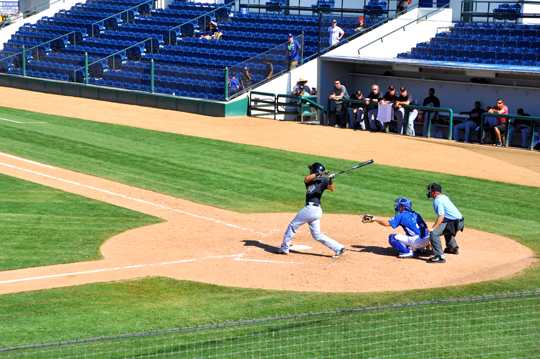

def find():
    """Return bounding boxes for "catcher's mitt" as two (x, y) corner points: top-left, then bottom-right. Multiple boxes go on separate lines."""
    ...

(362, 214), (375, 223)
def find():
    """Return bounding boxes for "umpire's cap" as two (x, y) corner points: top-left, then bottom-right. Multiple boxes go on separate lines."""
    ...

(426, 183), (442, 199)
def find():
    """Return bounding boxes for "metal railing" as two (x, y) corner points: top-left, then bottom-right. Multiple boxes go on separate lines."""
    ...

(481, 113), (540, 150)
(76, 0), (241, 90)
(250, 91), (323, 122)
(89, 0), (154, 38)
(225, 34), (303, 101)
(326, 98), (455, 137)
(358, 3), (450, 55)
(460, 0), (540, 24)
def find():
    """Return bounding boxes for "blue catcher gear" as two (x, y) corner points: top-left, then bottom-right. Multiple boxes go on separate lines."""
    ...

(394, 198), (412, 212)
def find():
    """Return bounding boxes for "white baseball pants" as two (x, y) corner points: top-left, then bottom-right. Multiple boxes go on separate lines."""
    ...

(394, 234), (430, 249)
(280, 205), (343, 253)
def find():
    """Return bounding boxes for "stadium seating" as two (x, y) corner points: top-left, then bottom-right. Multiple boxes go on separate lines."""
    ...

(0, 0), (380, 99)
(398, 22), (540, 67)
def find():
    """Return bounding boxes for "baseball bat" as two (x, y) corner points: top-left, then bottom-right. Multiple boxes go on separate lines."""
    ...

(334, 159), (374, 177)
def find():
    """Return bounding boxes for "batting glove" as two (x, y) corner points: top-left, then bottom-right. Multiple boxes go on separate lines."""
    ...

(329, 173), (335, 180)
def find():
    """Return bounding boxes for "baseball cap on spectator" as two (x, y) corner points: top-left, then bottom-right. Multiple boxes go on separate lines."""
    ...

(244, 67), (248, 71)
(358, 16), (364, 21)
(332, 19), (337, 23)
(288, 33), (293, 38)
(388, 86), (395, 91)
(400, 86), (407, 91)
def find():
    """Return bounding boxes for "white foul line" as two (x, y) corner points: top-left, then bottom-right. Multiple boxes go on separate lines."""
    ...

(0, 117), (47, 124)
(0, 259), (198, 285)
(0, 254), (299, 285)
(0, 152), (55, 168)
(0, 161), (267, 236)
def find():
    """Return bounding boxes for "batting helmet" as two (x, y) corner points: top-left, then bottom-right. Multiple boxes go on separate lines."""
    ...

(308, 162), (325, 175)
(394, 198), (412, 212)
(426, 183), (442, 199)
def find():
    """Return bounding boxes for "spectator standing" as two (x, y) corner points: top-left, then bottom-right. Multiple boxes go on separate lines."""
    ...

(485, 98), (508, 146)
(426, 183), (464, 264)
(328, 19), (344, 47)
(365, 84), (383, 131)
(454, 101), (485, 143)
(329, 79), (349, 128)
(397, 0), (409, 16)
(350, 90), (365, 131)
(285, 33), (301, 71)
(228, 71), (240, 96)
(240, 67), (252, 90)
(263, 57), (274, 80)
(508, 108), (531, 148)
(355, 16), (365, 32)
(422, 88), (440, 138)
(395, 87), (418, 136)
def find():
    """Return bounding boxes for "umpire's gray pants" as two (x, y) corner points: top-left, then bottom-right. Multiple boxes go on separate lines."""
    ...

(430, 219), (464, 256)
(280, 205), (344, 253)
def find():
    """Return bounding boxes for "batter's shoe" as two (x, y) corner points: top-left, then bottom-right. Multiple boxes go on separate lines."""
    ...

(444, 247), (459, 255)
(428, 255), (446, 263)
(332, 247), (346, 259)
(276, 248), (288, 255)
(398, 250), (415, 258)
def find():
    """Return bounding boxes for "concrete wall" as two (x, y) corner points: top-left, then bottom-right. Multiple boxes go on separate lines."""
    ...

(319, 8), (452, 109)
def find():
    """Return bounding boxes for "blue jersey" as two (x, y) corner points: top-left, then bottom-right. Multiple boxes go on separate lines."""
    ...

(433, 194), (462, 221)
(388, 210), (428, 238)
(286, 40), (301, 61)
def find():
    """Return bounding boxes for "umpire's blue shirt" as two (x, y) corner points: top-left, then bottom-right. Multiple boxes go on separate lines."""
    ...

(433, 195), (463, 222)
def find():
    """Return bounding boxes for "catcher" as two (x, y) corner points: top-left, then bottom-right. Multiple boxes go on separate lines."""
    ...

(362, 198), (430, 258)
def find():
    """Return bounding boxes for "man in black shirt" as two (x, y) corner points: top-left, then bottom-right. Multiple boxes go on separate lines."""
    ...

(395, 87), (418, 136)
(240, 67), (252, 90)
(454, 101), (485, 143)
(350, 90), (365, 130)
(422, 88), (441, 138)
(263, 57), (273, 80)
(277, 162), (347, 259)
(367, 85), (395, 131)
(508, 108), (531, 148)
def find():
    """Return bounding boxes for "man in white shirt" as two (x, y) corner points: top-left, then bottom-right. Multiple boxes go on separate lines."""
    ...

(328, 19), (344, 47)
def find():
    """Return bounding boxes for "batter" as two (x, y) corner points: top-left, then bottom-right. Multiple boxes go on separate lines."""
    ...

(277, 162), (347, 259)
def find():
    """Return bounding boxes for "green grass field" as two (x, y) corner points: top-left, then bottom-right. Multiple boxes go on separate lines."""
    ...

(0, 107), (539, 349)
(0, 174), (162, 271)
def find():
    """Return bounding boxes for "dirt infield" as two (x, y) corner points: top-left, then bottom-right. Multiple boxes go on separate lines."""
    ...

(0, 88), (537, 295)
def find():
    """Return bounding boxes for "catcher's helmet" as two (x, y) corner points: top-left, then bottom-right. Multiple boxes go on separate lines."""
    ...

(308, 162), (325, 175)
(426, 183), (443, 199)
(394, 198), (412, 212)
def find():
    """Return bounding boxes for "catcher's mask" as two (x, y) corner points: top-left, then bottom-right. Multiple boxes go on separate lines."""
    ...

(308, 162), (325, 175)
(394, 198), (412, 212)
(426, 183), (442, 199)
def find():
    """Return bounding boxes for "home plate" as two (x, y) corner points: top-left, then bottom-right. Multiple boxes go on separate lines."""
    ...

(290, 245), (312, 250)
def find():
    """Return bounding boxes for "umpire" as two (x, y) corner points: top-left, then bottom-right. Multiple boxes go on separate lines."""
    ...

(426, 183), (464, 264)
